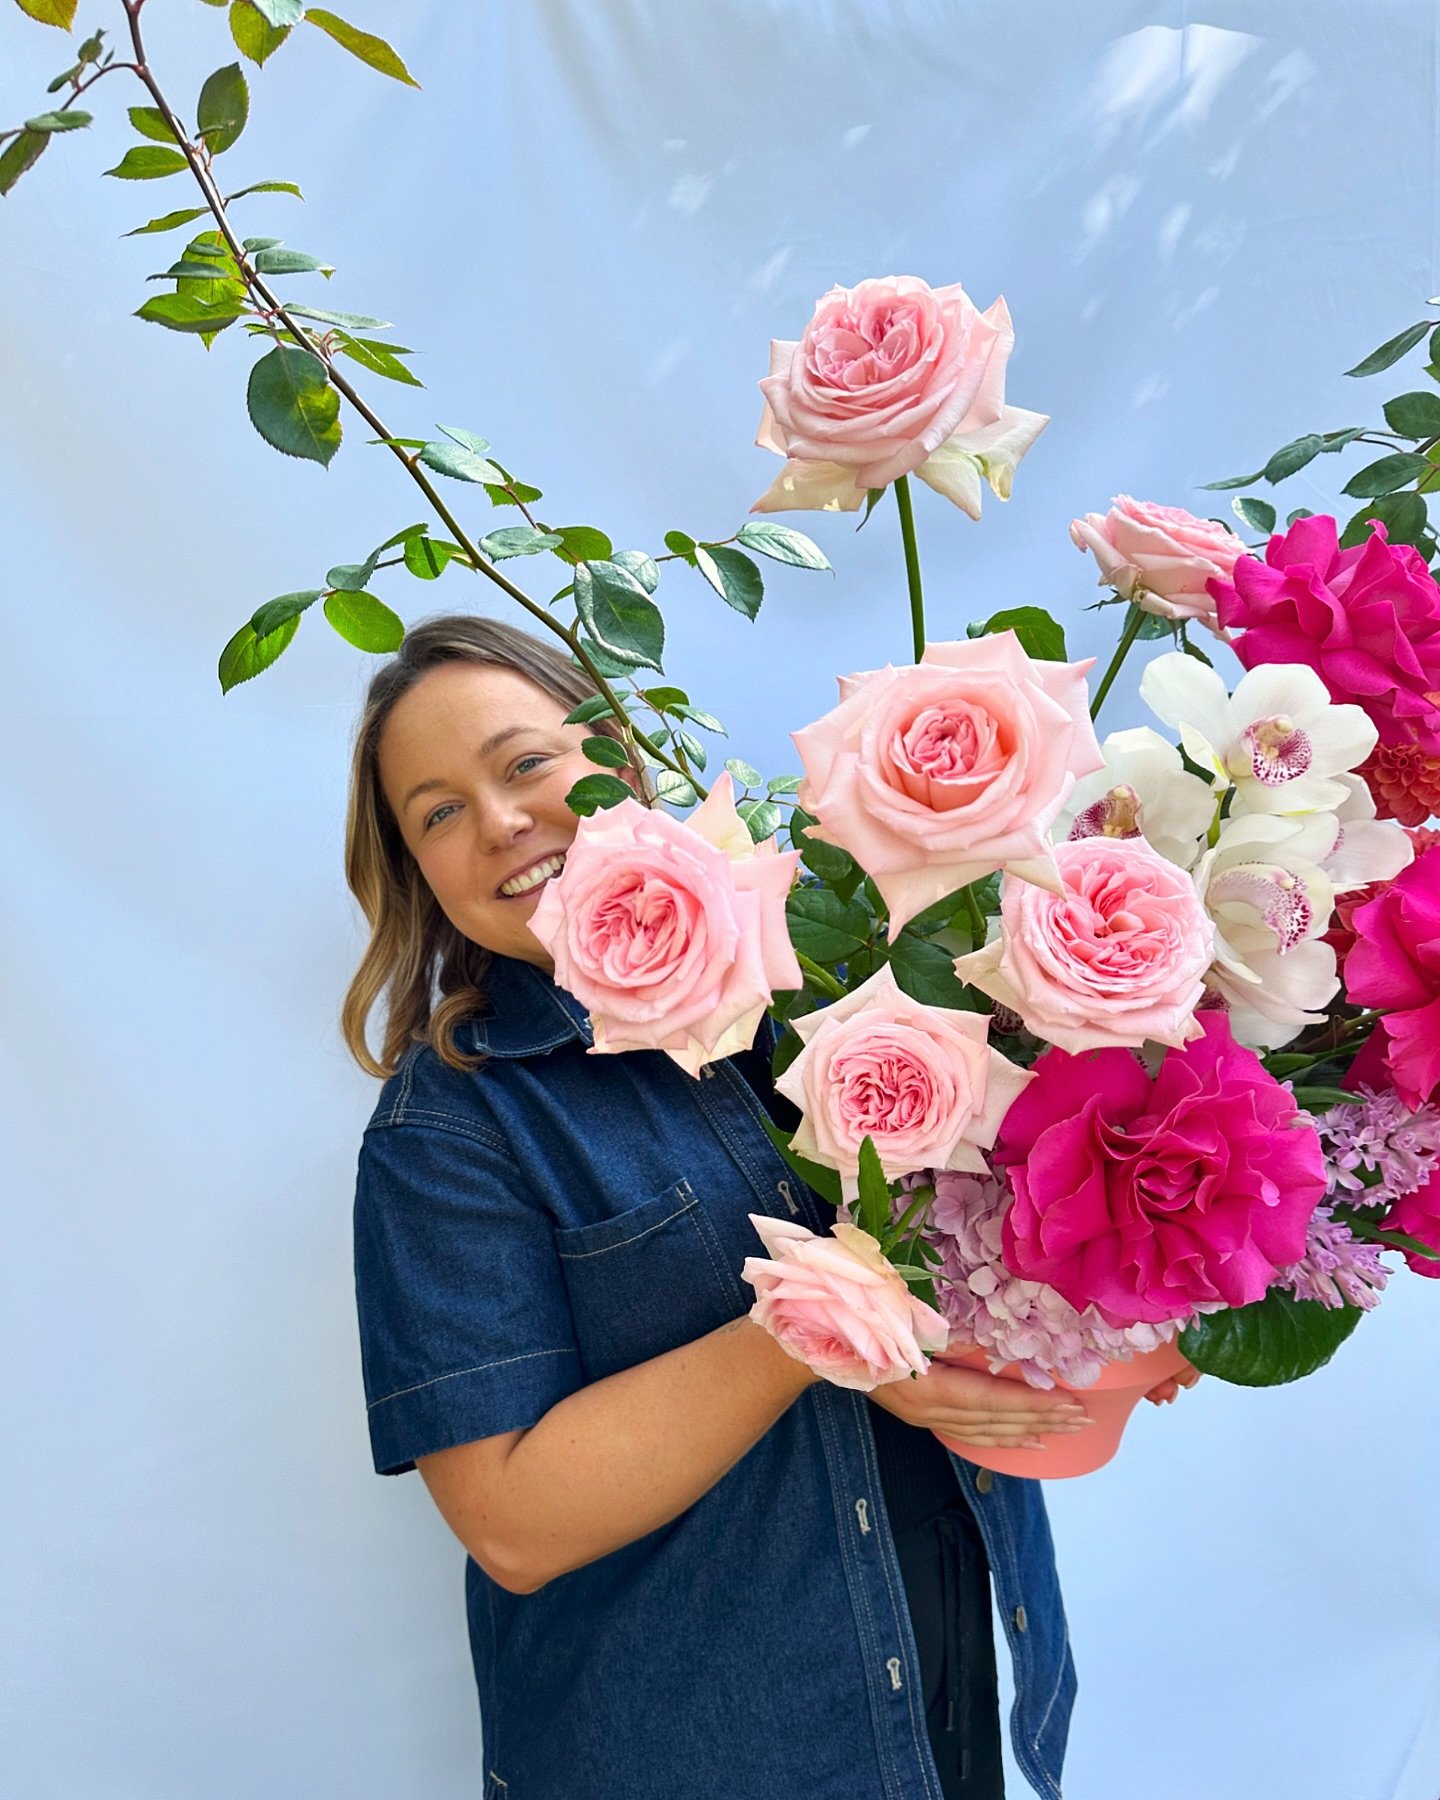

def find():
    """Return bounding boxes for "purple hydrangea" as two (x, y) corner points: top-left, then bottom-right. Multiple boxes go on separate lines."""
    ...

(1315, 1088), (1440, 1203)
(1273, 1204), (1390, 1311)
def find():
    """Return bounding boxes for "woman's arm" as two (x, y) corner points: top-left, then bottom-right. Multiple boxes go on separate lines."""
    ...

(417, 1319), (1087, 1593)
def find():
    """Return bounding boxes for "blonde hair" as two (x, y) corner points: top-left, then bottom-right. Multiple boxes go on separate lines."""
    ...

(341, 613), (635, 1078)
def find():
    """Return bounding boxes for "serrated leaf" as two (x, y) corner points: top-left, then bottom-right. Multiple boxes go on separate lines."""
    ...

(564, 696), (617, 727)
(581, 735), (631, 769)
(323, 590), (404, 652)
(124, 207), (209, 235)
(250, 0), (303, 25)
(737, 797), (782, 843)
(105, 145), (188, 180)
(252, 246), (332, 276)
(1134, 609), (1172, 640)
(134, 292), (244, 334)
(402, 535), (451, 579)
(249, 588), (323, 636)
(0, 130), (49, 196)
(664, 529), (697, 559)
(789, 808), (858, 889)
(1344, 322), (1430, 378)
(575, 638), (638, 681)
(786, 887), (870, 963)
(478, 525), (562, 560)
(554, 525), (614, 562)
(757, 1115), (842, 1207)
(484, 478), (543, 507)
(1232, 495), (1277, 534)
(196, 63), (249, 153)
(640, 686), (688, 711)
(1180, 1289), (1363, 1386)
(1262, 434), (1323, 483)
(565, 772), (632, 816)
(15, 0), (78, 27)
(1343, 489), (1428, 550)
(23, 108), (90, 131)
(675, 729), (706, 771)
(304, 9), (420, 86)
(334, 334), (421, 386)
(229, 0), (290, 65)
(966, 604), (1067, 661)
(225, 178), (303, 202)
(246, 345), (341, 466)
(674, 703), (725, 735)
(1342, 452), (1429, 498)
(613, 549), (660, 593)
(324, 555), (378, 591)
(1383, 390), (1440, 438)
(654, 769), (698, 807)
(418, 439), (503, 484)
(573, 561), (665, 673)
(736, 520), (831, 570)
(855, 1137), (892, 1242)
(218, 614), (299, 692)
(888, 934), (969, 1007)
(724, 757), (762, 788)
(767, 773), (802, 795)
(128, 106), (179, 144)
(286, 304), (389, 330)
(695, 544), (764, 619)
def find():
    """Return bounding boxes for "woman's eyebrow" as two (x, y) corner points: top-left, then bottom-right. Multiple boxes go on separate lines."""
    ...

(400, 726), (539, 811)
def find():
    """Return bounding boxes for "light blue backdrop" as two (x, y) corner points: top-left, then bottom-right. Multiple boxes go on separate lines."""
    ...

(3, 2), (1437, 1796)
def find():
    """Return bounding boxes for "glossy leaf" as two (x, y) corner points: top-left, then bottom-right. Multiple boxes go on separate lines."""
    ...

(15, 0), (78, 26)
(613, 548), (660, 593)
(736, 520), (831, 570)
(479, 525), (563, 560)
(573, 561), (666, 673)
(737, 797), (782, 842)
(555, 525), (613, 562)
(654, 769), (698, 808)
(725, 756), (762, 788)
(334, 334), (421, 386)
(1339, 492), (1429, 550)
(1342, 452), (1429, 498)
(1232, 495), (1276, 534)
(1343, 322), (1430, 378)
(304, 9), (420, 86)
(134, 292), (244, 334)
(246, 345), (341, 466)
(229, 0), (291, 64)
(323, 590), (404, 652)
(565, 772), (632, 816)
(1180, 1290), (1363, 1386)
(418, 439), (503, 485)
(663, 529), (697, 559)
(889, 934), (969, 1007)
(250, 0), (303, 24)
(1383, 390), (1440, 438)
(789, 808), (859, 889)
(105, 145), (188, 181)
(218, 614), (300, 693)
(1262, 434), (1323, 483)
(124, 207), (209, 235)
(695, 545), (764, 619)
(786, 887), (870, 963)
(563, 696), (618, 727)
(966, 604), (1067, 661)
(249, 588), (323, 637)
(581, 735), (631, 769)
(0, 130), (49, 196)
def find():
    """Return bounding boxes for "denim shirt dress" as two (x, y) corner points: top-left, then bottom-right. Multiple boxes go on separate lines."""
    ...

(353, 954), (1076, 1800)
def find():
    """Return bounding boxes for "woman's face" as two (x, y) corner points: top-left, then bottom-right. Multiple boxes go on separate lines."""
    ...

(378, 660), (622, 968)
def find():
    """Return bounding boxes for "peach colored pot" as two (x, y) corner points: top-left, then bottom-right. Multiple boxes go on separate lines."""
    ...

(931, 1340), (1191, 1480)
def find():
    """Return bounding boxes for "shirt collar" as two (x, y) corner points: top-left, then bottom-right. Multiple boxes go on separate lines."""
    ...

(464, 954), (593, 1059)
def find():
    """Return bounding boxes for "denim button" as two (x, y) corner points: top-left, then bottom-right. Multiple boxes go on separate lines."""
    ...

(976, 1469), (994, 1494)
(1014, 1604), (1028, 1633)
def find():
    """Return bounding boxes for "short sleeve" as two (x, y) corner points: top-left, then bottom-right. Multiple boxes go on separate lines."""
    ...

(353, 1116), (583, 1475)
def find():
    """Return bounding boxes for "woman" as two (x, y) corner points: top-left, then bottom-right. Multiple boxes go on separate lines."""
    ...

(346, 613), (1096, 1800)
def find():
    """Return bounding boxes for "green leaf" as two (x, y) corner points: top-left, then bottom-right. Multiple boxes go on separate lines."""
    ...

(613, 549), (660, 593)
(725, 757), (762, 788)
(246, 345), (341, 466)
(674, 703), (725, 735)
(737, 797), (782, 842)
(1134, 609), (1173, 640)
(323, 590), (404, 652)
(225, 178), (303, 202)
(786, 887), (870, 963)
(581, 734), (631, 769)
(124, 207), (209, 235)
(789, 807), (859, 889)
(249, 588), (323, 636)
(1289, 1085), (1362, 1113)
(334, 334), (421, 386)
(218, 614), (300, 693)
(418, 439), (503, 485)
(324, 555), (378, 591)
(195, 62), (249, 153)
(855, 1137), (892, 1242)
(1321, 427), (1368, 453)
(1179, 1289), (1364, 1386)
(23, 108), (90, 131)
(573, 561), (665, 673)
(889, 934), (969, 1007)
(401, 535), (451, 579)
(1232, 495), (1277, 534)
(1342, 452), (1430, 498)
(1339, 490), (1428, 549)
(639, 686), (688, 712)
(229, 0), (291, 65)
(304, 9), (420, 86)
(250, 0), (303, 25)
(735, 520), (831, 570)
(15, 0), (78, 27)
(484, 478), (543, 508)
(104, 145), (188, 180)
(575, 638), (638, 681)
(1262, 434), (1324, 483)
(565, 772), (632, 816)
(654, 770), (698, 808)
(479, 525), (562, 560)
(767, 773), (803, 795)
(1198, 468), (1265, 492)
(966, 604), (1067, 661)
(1344, 322), (1430, 378)
(251, 246), (331, 276)
(284, 305), (388, 330)
(1383, 390), (1440, 438)
(675, 729), (706, 772)
(1285, 508), (1314, 526)
(0, 130), (49, 197)
(554, 525), (614, 563)
(757, 1115), (842, 1208)
(695, 545), (764, 619)
(663, 529), (697, 560)
(134, 292), (244, 334)
(148, 257), (235, 281)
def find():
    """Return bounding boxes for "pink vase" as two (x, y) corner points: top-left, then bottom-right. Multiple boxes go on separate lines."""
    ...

(931, 1340), (1191, 1480)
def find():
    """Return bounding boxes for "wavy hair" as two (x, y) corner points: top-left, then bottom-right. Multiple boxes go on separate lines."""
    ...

(341, 613), (635, 1078)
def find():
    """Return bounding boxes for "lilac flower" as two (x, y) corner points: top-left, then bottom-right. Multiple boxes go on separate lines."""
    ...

(1273, 1204), (1390, 1311)
(1316, 1088), (1440, 1203)
(898, 1168), (1179, 1390)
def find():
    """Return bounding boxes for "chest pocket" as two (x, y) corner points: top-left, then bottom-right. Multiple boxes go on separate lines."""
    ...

(554, 1177), (747, 1382)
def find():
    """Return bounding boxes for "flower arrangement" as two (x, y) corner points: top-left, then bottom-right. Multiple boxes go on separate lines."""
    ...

(10, 0), (1440, 1449)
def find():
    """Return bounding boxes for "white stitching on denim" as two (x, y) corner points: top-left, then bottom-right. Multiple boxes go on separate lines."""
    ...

(367, 1108), (513, 1155)
(367, 1347), (576, 1411)
(554, 1194), (698, 1259)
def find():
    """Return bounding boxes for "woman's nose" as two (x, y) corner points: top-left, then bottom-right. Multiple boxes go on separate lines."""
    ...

(474, 791), (532, 853)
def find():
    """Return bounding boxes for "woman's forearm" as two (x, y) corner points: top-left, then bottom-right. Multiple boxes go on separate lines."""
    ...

(424, 1317), (819, 1592)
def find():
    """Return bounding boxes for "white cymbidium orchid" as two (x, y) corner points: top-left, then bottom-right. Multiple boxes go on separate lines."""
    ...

(1322, 773), (1416, 892)
(1192, 811), (1341, 1049)
(1139, 653), (1377, 818)
(1055, 726), (1216, 870)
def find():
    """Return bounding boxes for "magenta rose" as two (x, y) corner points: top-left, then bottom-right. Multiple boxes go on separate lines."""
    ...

(1212, 515), (1440, 758)
(953, 835), (1214, 1053)
(1069, 496), (1246, 635)
(741, 1215), (950, 1389)
(792, 632), (1105, 936)
(528, 775), (800, 1076)
(1344, 842), (1440, 1110)
(752, 274), (1048, 516)
(774, 963), (1032, 1196)
(1383, 1169), (1440, 1279)
(992, 1013), (1328, 1327)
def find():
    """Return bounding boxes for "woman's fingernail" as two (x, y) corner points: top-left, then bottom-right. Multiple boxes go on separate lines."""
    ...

(1021, 1438), (1049, 1450)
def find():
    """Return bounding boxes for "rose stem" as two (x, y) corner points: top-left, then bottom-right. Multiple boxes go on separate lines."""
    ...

(795, 953), (846, 1002)
(894, 475), (927, 662)
(1088, 599), (1148, 722)
(960, 883), (987, 947)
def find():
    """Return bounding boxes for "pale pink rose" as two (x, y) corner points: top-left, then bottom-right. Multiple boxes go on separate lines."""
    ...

(1069, 496), (1247, 635)
(753, 275), (1049, 516)
(741, 1215), (950, 1390)
(792, 632), (1107, 936)
(528, 775), (801, 1076)
(775, 964), (1032, 1196)
(953, 835), (1214, 1053)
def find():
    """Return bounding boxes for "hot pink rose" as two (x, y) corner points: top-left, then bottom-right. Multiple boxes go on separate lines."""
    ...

(528, 775), (801, 1076)
(1212, 515), (1440, 758)
(741, 1215), (950, 1389)
(1069, 496), (1246, 634)
(993, 1014), (1328, 1327)
(953, 835), (1213, 1053)
(1383, 1169), (1440, 1279)
(774, 964), (1032, 1196)
(752, 275), (1048, 516)
(792, 632), (1105, 936)
(1344, 842), (1440, 1110)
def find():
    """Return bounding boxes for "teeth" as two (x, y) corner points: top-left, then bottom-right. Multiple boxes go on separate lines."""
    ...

(500, 854), (565, 898)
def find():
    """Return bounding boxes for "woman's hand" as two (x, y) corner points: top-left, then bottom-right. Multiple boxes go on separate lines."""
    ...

(867, 1354), (1094, 1449)
(1142, 1356), (1202, 1406)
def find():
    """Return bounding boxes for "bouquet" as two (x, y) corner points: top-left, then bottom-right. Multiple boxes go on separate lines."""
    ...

(11, 1), (1440, 1464)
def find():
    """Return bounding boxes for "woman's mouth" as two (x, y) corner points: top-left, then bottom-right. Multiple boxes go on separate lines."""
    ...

(497, 852), (566, 900)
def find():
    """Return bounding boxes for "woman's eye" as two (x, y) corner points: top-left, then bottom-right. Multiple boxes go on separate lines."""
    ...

(424, 803), (458, 830)
(513, 754), (547, 776)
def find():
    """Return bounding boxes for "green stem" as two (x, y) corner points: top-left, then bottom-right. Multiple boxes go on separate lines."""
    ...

(796, 953), (846, 1002)
(886, 1183), (934, 1248)
(961, 882), (986, 948)
(1089, 600), (1148, 721)
(894, 475), (926, 662)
